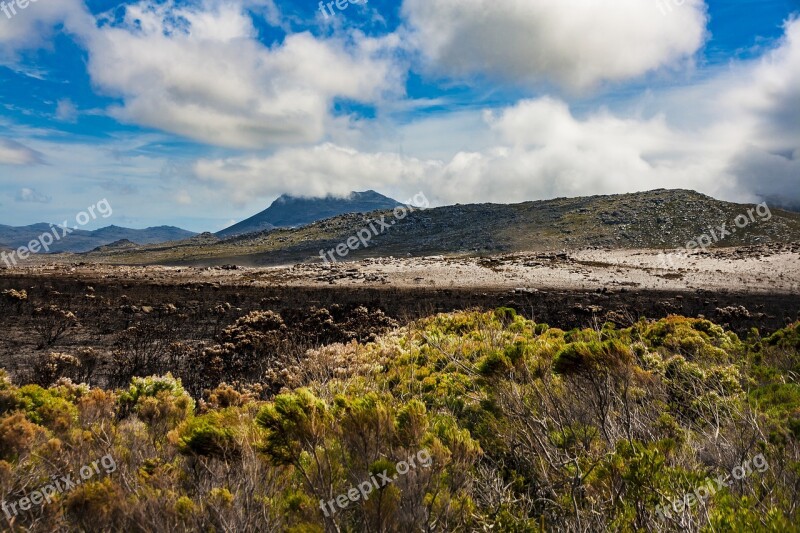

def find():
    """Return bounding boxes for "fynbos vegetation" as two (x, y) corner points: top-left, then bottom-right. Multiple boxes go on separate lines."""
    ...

(0, 304), (798, 531)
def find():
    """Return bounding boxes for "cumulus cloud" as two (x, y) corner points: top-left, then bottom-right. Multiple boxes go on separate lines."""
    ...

(435, 100), (703, 202)
(191, 95), (743, 207)
(0, 139), (43, 165)
(731, 147), (800, 210)
(719, 18), (800, 209)
(401, 0), (708, 91)
(82, 1), (403, 149)
(192, 104), (691, 207)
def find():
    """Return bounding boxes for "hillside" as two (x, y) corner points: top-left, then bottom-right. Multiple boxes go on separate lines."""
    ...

(78, 189), (800, 266)
(216, 190), (402, 238)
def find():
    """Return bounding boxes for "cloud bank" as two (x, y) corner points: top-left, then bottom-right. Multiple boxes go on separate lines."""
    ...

(401, 0), (708, 91)
(82, 1), (402, 149)
(195, 17), (800, 208)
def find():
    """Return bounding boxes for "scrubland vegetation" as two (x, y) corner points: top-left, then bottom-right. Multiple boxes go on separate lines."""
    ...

(0, 287), (799, 531)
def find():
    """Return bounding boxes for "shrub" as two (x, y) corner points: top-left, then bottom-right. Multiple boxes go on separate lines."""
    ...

(31, 352), (81, 387)
(640, 316), (740, 363)
(0, 412), (47, 461)
(0, 288), (27, 314)
(176, 411), (240, 459)
(119, 375), (194, 439)
(257, 388), (332, 466)
(553, 338), (632, 375)
(64, 478), (125, 531)
(16, 384), (78, 433)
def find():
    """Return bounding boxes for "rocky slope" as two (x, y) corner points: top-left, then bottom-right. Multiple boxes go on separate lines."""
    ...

(44, 189), (800, 266)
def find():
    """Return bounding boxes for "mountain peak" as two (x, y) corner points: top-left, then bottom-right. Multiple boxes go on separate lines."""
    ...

(217, 190), (402, 238)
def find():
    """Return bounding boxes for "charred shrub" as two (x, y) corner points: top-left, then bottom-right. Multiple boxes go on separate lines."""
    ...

(32, 305), (79, 349)
(182, 311), (290, 396)
(30, 352), (82, 387)
(0, 288), (28, 315)
(109, 317), (186, 387)
(282, 304), (398, 345)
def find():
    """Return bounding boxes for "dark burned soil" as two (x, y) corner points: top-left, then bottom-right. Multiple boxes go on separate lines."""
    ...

(3, 273), (798, 330)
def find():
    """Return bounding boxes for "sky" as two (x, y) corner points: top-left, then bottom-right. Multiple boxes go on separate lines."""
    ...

(0, 0), (798, 232)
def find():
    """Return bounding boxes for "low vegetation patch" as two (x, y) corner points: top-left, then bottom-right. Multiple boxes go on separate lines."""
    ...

(0, 311), (798, 531)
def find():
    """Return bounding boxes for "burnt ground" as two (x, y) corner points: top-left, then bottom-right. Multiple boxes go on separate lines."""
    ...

(1, 270), (797, 334)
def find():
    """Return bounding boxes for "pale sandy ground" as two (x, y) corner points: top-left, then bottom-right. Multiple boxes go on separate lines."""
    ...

(276, 247), (800, 293)
(4, 245), (799, 294)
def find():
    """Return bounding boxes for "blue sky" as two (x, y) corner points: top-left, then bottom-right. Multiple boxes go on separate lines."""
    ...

(0, 0), (798, 232)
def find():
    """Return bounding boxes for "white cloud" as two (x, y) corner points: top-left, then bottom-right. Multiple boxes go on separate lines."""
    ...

(82, 1), (403, 149)
(719, 17), (800, 208)
(401, 0), (708, 91)
(0, 0), (92, 64)
(15, 187), (51, 203)
(193, 143), (440, 205)
(55, 99), (79, 122)
(0, 138), (42, 165)
(191, 97), (739, 208)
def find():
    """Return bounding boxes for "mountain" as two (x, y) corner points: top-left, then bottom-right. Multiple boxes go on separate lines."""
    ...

(83, 189), (800, 266)
(88, 239), (141, 253)
(216, 190), (403, 238)
(0, 224), (196, 254)
(89, 225), (196, 244)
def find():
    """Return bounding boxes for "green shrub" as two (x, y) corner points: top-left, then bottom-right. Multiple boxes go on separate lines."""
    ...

(177, 411), (240, 459)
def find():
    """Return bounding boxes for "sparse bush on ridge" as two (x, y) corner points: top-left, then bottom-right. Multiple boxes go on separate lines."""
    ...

(0, 311), (797, 531)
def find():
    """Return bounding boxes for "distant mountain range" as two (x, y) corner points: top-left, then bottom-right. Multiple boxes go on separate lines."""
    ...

(0, 224), (196, 254)
(0, 190), (402, 255)
(80, 189), (800, 266)
(216, 190), (402, 238)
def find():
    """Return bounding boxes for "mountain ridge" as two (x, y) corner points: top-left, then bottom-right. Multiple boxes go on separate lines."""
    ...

(77, 189), (800, 266)
(216, 190), (403, 238)
(0, 224), (196, 254)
